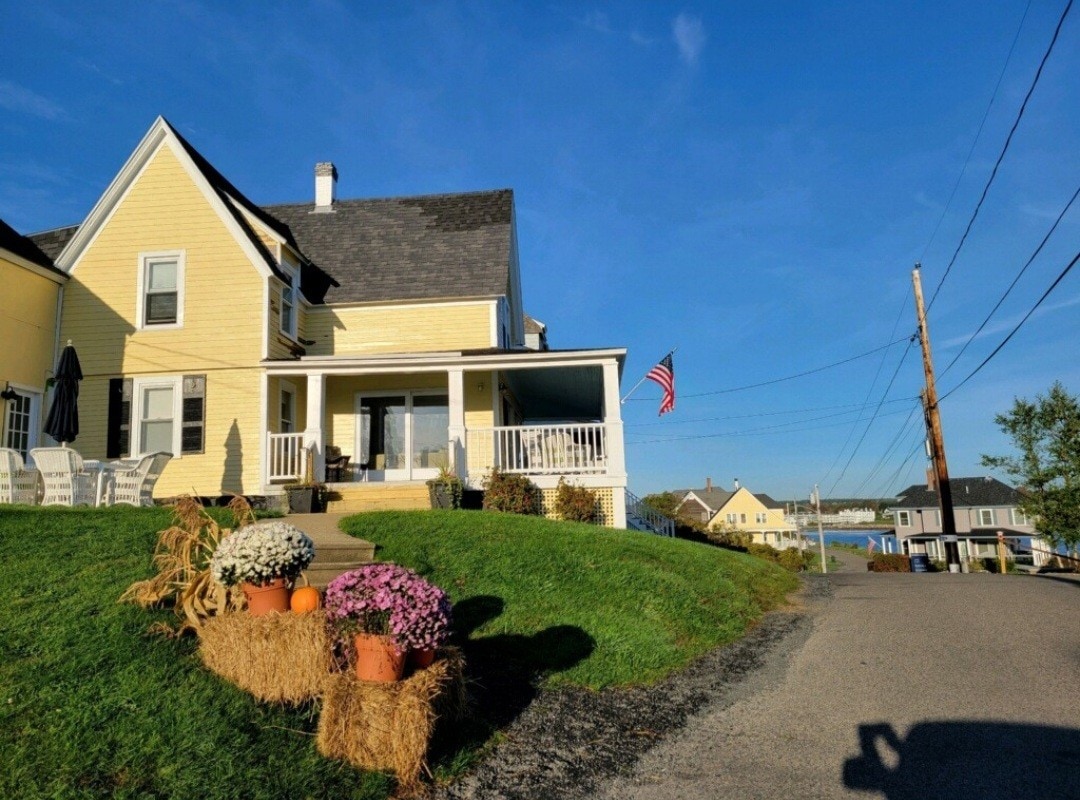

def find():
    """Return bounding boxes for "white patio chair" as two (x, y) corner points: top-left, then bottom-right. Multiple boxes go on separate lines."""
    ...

(109, 452), (172, 506)
(29, 447), (96, 506)
(0, 448), (40, 505)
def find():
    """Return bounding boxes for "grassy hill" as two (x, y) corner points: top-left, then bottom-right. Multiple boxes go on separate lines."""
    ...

(0, 506), (796, 798)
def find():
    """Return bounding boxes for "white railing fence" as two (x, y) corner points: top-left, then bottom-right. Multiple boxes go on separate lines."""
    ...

(466, 423), (608, 475)
(625, 490), (675, 536)
(268, 433), (307, 481)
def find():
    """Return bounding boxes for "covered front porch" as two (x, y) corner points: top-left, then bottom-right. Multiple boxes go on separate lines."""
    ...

(261, 348), (627, 523)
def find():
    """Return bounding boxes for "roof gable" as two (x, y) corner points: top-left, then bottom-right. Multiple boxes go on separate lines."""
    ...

(55, 116), (284, 283)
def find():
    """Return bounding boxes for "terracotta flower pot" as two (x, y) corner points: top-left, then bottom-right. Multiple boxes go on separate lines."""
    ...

(353, 633), (405, 682)
(409, 648), (436, 670)
(242, 578), (290, 616)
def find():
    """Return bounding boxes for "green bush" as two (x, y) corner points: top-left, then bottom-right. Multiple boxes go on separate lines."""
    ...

(930, 559), (947, 572)
(776, 547), (805, 572)
(706, 524), (751, 549)
(482, 468), (541, 515)
(746, 543), (780, 563)
(554, 479), (598, 523)
(867, 553), (911, 572)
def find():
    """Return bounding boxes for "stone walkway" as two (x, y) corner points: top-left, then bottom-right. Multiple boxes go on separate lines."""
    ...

(282, 513), (376, 588)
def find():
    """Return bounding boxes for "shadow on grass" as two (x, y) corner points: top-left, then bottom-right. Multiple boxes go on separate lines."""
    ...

(429, 595), (595, 775)
(843, 721), (1080, 799)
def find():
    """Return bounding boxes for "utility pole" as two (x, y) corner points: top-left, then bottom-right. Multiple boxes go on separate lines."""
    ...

(912, 265), (961, 571)
(813, 484), (827, 573)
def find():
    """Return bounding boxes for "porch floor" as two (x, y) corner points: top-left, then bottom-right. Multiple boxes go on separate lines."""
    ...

(284, 513), (376, 589)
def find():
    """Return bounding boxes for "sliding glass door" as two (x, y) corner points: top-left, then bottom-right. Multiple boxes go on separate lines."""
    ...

(355, 391), (449, 480)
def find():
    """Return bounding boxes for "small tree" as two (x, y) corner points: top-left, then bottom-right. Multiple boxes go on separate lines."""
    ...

(981, 382), (1080, 550)
(482, 468), (542, 515)
(554, 479), (599, 523)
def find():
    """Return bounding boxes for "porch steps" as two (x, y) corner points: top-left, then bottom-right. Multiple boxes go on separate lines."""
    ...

(283, 513), (377, 590)
(324, 482), (432, 514)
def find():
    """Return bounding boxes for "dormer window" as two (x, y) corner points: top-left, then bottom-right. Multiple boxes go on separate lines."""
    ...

(280, 268), (297, 338)
(137, 251), (185, 329)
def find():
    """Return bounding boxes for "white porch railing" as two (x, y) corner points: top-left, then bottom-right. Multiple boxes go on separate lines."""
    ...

(268, 433), (307, 481)
(466, 423), (609, 475)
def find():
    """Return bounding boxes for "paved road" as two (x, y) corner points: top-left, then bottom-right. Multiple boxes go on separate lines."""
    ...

(599, 569), (1080, 800)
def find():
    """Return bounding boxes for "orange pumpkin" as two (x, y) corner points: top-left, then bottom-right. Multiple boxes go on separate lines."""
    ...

(290, 586), (322, 613)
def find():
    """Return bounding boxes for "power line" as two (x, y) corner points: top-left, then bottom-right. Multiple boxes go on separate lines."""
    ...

(624, 336), (912, 402)
(940, 248), (1080, 401)
(818, 296), (911, 489)
(874, 436), (926, 499)
(624, 397), (915, 428)
(926, 0), (1074, 312)
(825, 339), (916, 497)
(850, 401), (923, 498)
(919, 0), (1033, 263)
(940, 183), (1080, 378)
(624, 406), (915, 444)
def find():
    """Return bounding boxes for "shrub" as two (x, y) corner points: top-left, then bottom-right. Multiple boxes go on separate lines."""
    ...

(482, 468), (542, 515)
(554, 479), (599, 523)
(930, 559), (947, 572)
(746, 543), (780, 563)
(776, 547), (805, 573)
(706, 524), (751, 550)
(867, 553), (911, 572)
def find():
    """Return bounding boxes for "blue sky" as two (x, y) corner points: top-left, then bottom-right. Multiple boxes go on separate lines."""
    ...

(2, 1), (1078, 500)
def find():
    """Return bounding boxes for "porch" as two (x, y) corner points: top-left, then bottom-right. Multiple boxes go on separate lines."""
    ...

(261, 348), (628, 524)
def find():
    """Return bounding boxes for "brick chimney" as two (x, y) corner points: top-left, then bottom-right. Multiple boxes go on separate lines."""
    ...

(314, 162), (337, 210)
(705, 477), (712, 491)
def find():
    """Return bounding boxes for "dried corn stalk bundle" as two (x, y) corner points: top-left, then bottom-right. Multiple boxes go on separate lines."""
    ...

(316, 648), (467, 788)
(198, 611), (332, 703)
(119, 495), (253, 633)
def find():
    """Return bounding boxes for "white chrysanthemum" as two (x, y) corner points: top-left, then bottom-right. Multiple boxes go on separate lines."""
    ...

(210, 521), (316, 586)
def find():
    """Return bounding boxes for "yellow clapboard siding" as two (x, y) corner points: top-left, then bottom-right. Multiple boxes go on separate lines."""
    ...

(0, 257), (60, 391)
(305, 302), (493, 355)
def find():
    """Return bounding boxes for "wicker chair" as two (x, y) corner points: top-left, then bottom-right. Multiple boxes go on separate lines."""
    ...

(29, 447), (96, 506)
(324, 445), (351, 482)
(110, 452), (172, 507)
(0, 448), (40, 505)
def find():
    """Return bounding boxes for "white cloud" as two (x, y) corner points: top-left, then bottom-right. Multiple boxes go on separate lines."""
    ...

(672, 13), (706, 65)
(0, 80), (65, 120)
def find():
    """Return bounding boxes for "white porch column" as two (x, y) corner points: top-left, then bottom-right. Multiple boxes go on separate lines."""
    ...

(447, 368), (467, 481)
(304, 373), (326, 481)
(602, 360), (628, 528)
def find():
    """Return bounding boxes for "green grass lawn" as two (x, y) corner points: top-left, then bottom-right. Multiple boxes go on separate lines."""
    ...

(0, 505), (797, 798)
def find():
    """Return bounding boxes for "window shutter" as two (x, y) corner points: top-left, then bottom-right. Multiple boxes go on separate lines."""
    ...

(182, 375), (206, 454)
(107, 378), (132, 458)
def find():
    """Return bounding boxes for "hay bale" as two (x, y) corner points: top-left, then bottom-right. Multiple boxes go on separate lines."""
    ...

(316, 648), (467, 787)
(197, 610), (332, 703)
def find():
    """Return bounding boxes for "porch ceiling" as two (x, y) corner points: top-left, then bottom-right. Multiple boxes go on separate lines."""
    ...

(504, 365), (603, 421)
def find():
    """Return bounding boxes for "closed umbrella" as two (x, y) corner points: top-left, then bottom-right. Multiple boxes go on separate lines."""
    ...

(44, 341), (83, 446)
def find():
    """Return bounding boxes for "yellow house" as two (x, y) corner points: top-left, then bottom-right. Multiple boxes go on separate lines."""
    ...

(0, 219), (66, 459)
(702, 485), (798, 548)
(28, 117), (629, 525)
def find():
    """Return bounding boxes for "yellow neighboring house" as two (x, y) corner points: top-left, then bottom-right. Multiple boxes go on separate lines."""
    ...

(26, 117), (630, 524)
(0, 219), (66, 459)
(711, 487), (799, 548)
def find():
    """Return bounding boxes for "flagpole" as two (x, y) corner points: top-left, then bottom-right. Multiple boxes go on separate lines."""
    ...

(621, 347), (677, 404)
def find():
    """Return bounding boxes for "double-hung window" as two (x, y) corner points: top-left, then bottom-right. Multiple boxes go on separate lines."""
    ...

(978, 509), (995, 526)
(1011, 508), (1028, 526)
(138, 251), (184, 329)
(897, 510), (911, 527)
(755, 512), (767, 524)
(133, 378), (182, 456)
(280, 275), (297, 338)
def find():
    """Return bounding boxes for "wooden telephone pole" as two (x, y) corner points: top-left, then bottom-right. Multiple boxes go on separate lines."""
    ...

(912, 265), (961, 570)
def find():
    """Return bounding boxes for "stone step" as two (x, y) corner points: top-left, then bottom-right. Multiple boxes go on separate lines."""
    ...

(325, 483), (432, 513)
(302, 561), (374, 590)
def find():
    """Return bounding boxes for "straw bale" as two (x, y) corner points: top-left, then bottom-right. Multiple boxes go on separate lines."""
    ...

(316, 648), (467, 787)
(197, 610), (332, 704)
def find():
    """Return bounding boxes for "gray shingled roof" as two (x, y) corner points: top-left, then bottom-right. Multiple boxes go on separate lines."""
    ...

(754, 493), (785, 510)
(675, 486), (735, 512)
(265, 190), (513, 305)
(1, 218), (65, 277)
(895, 477), (1023, 509)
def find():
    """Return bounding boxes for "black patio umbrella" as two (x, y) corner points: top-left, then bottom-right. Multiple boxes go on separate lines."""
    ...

(44, 342), (83, 445)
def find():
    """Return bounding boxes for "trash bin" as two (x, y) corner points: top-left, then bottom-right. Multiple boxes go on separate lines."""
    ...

(910, 554), (931, 573)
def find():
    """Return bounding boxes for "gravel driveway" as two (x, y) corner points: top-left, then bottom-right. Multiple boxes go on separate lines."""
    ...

(437, 564), (1080, 800)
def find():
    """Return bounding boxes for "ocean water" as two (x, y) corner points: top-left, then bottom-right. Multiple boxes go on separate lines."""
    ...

(809, 530), (892, 550)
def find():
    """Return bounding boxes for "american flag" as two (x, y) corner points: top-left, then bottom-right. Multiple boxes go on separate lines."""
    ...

(646, 353), (676, 416)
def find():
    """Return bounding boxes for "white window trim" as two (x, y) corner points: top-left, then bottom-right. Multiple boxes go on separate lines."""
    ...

(135, 250), (185, 330)
(1011, 508), (1028, 526)
(278, 267), (298, 340)
(897, 510), (911, 527)
(131, 376), (183, 458)
(978, 508), (994, 526)
(3, 384), (42, 457)
(279, 380), (297, 433)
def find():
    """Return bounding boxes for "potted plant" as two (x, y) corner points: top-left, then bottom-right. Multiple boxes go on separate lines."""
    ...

(426, 465), (465, 509)
(210, 521), (316, 615)
(323, 563), (453, 682)
(284, 448), (327, 513)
